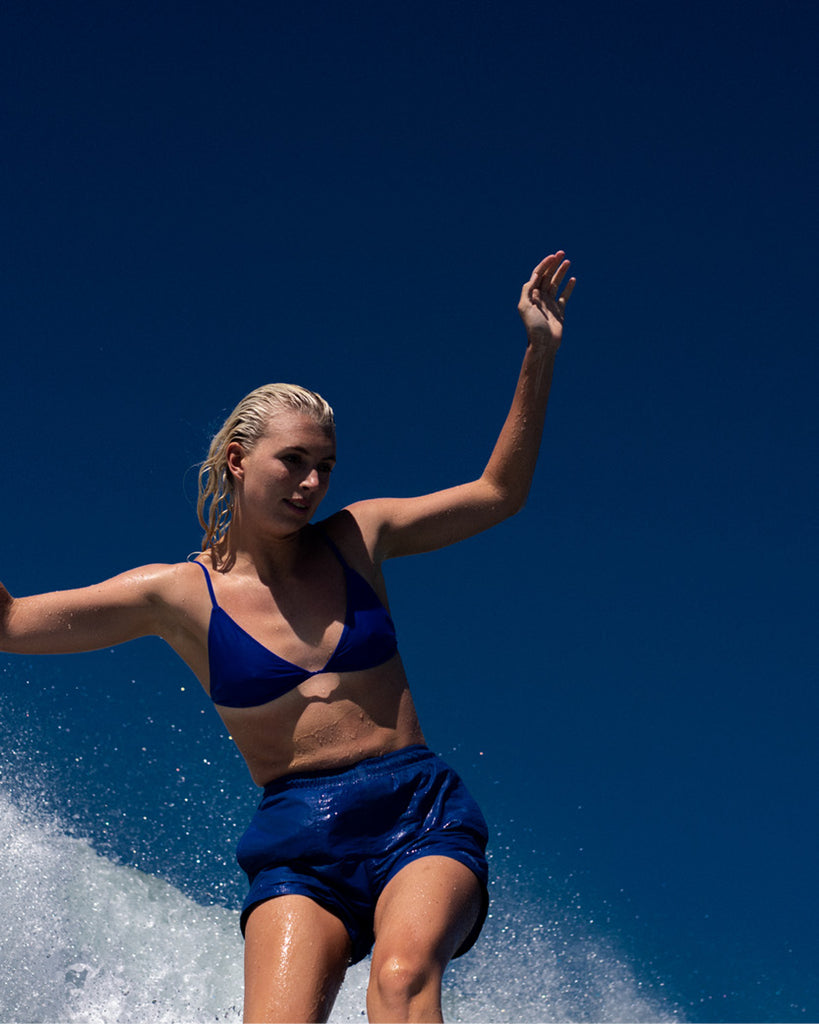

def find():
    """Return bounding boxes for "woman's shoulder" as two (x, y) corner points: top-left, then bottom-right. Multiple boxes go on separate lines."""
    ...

(313, 508), (383, 574)
(109, 560), (212, 606)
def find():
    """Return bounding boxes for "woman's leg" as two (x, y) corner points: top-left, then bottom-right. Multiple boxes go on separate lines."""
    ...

(366, 856), (483, 1024)
(243, 894), (352, 1024)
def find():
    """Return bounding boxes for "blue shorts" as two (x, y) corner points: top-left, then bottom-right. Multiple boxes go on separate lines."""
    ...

(236, 745), (489, 964)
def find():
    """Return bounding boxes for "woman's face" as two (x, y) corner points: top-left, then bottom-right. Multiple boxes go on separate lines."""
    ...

(229, 410), (336, 532)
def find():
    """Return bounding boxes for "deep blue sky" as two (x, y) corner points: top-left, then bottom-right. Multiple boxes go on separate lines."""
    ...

(1, 2), (817, 1021)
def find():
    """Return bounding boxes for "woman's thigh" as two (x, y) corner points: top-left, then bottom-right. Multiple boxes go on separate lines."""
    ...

(372, 855), (483, 972)
(243, 894), (352, 1024)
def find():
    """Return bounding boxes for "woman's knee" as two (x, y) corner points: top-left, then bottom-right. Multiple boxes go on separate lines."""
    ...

(368, 950), (443, 1010)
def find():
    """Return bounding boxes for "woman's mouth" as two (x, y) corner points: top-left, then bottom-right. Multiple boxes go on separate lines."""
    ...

(284, 498), (311, 514)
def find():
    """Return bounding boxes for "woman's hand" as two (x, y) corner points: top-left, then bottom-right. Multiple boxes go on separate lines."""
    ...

(517, 251), (576, 353)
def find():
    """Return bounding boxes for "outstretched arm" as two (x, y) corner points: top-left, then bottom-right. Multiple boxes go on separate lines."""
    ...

(347, 251), (576, 560)
(0, 565), (183, 655)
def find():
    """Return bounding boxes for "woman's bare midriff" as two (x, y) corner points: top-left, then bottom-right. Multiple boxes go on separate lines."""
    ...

(213, 655), (426, 787)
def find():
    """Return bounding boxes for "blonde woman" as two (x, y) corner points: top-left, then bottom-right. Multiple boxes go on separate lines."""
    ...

(0, 252), (575, 1023)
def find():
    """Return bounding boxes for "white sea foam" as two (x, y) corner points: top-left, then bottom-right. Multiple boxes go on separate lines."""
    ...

(0, 791), (242, 1023)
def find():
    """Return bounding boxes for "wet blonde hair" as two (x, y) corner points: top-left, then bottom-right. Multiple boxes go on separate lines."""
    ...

(197, 383), (335, 556)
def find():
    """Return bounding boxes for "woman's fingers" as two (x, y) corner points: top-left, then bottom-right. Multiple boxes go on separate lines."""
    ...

(558, 275), (576, 307)
(520, 251), (575, 319)
(549, 257), (570, 292)
(530, 251), (563, 285)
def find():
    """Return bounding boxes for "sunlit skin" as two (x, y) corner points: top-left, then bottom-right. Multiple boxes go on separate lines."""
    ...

(0, 253), (575, 1023)
(191, 411), (427, 785)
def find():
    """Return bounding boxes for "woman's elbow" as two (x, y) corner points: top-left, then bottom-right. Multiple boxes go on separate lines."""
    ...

(480, 478), (529, 523)
(501, 491), (529, 520)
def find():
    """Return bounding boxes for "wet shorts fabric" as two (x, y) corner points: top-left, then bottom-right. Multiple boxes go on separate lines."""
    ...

(236, 744), (489, 964)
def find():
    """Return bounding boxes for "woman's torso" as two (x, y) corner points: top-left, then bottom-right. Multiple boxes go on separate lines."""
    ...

(162, 515), (425, 786)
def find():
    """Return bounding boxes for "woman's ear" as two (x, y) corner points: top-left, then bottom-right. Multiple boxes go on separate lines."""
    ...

(226, 441), (245, 480)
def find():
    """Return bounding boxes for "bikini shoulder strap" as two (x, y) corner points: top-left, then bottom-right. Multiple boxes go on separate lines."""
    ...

(194, 560), (219, 608)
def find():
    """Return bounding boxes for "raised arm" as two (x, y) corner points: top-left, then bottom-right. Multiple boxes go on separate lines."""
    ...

(0, 564), (182, 655)
(347, 252), (576, 560)
(482, 250), (575, 513)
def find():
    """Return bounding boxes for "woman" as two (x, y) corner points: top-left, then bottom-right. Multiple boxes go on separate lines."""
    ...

(0, 251), (575, 1023)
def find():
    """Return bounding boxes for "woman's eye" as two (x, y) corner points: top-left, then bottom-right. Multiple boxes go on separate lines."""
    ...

(318, 462), (334, 474)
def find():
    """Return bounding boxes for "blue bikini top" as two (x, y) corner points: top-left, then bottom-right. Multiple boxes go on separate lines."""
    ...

(195, 533), (398, 708)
